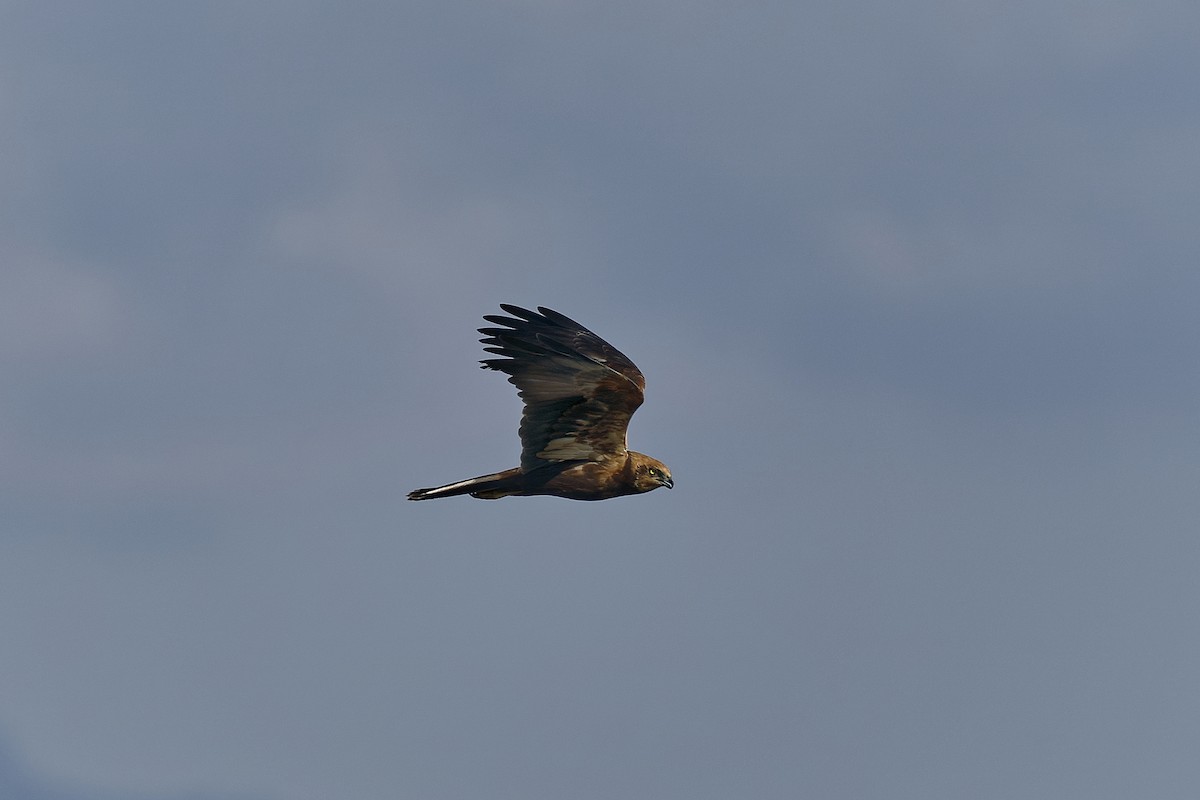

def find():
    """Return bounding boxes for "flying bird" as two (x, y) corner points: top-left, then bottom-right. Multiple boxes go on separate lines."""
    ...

(408, 304), (673, 501)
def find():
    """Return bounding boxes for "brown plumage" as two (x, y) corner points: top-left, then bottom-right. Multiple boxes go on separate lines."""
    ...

(408, 304), (673, 501)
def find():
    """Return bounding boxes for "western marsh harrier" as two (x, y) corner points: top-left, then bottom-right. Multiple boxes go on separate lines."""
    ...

(408, 305), (673, 501)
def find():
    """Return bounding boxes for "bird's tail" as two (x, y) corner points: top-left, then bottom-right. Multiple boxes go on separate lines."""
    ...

(407, 468), (523, 501)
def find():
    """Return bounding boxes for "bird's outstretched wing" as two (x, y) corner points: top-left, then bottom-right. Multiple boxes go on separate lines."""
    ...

(479, 304), (646, 470)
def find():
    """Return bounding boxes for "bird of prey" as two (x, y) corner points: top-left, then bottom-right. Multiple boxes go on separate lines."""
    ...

(408, 304), (673, 501)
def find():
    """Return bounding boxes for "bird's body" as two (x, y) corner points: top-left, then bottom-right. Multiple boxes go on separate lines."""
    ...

(408, 305), (673, 501)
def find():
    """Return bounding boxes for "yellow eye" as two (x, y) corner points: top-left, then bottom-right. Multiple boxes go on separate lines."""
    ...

(648, 468), (659, 477)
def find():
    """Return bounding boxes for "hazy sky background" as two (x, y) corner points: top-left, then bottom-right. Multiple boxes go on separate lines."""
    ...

(2, 2), (1199, 798)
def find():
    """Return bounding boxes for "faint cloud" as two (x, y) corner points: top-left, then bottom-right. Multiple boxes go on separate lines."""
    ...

(926, 0), (1196, 73)
(830, 200), (1127, 303)
(0, 726), (272, 800)
(0, 247), (123, 362)
(265, 132), (596, 311)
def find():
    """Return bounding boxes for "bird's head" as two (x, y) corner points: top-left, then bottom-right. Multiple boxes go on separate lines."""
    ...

(627, 452), (674, 493)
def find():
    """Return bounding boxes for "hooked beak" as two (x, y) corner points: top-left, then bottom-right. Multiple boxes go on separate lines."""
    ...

(659, 475), (674, 489)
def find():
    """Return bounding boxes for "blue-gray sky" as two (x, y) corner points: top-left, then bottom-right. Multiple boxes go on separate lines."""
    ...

(2, 2), (1199, 798)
